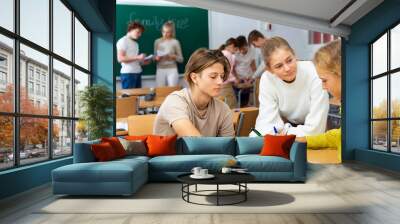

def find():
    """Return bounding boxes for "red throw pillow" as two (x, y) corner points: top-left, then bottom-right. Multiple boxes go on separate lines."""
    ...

(91, 142), (117, 161)
(146, 135), (177, 157)
(260, 134), (296, 159)
(101, 137), (126, 158)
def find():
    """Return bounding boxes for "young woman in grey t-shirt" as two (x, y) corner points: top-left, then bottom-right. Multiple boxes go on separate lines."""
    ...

(153, 48), (235, 137)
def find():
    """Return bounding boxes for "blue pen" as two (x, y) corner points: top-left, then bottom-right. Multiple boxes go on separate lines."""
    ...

(273, 126), (278, 135)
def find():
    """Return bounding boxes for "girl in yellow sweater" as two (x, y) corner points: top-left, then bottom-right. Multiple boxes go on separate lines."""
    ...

(296, 40), (342, 163)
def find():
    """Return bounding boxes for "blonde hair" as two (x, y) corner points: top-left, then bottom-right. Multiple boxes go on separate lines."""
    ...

(184, 48), (230, 87)
(262, 36), (295, 68)
(313, 40), (341, 76)
(162, 20), (176, 38)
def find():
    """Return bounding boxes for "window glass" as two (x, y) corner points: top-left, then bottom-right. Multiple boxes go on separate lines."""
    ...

(74, 69), (89, 118)
(20, 117), (49, 165)
(0, 116), (14, 170)
(0, 35), (14, 113)
(74, 18), (89, 70)
(53, 0), (72, 60)
(53, 59), (72, 117)
(372, 77), (387, 119)
(53, 119), (72, 158)
(372, 121), (388, 152)
(391, 72), (400, 118)
(20, 0), (49, 49)
(372, 33), (387, 76)
(0, 0), (14, 31)
(20, 44), (49, 115)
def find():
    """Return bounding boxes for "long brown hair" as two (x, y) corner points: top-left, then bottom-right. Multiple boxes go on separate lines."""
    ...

(184, 48), (230, 87)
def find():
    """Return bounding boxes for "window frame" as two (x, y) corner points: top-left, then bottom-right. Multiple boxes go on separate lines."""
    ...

(0, 0), (92, 171)
(370, 20), (400, 154)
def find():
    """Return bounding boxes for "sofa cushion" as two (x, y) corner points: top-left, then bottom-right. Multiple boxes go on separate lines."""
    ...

(147, 135), (177, 157)
(177, 137), (236, 155)
(236, 137), (264, 155)
(101, 137), (127, 158)
(236, 155), (293, 172)
(91, 142), (118, 161)
(148, 154), (235, 172)
(119, 138), (147, 156)
(260, 134), (296, 159)
(53, 158), (147, 183)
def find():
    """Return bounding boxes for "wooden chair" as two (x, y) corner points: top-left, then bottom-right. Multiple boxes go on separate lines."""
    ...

(232, 110), (243, 136)
(155, 86), (181, 97)
(236, 107), (259, 136)
(127, 114), (157, 135)
(116, 96), (138, 119)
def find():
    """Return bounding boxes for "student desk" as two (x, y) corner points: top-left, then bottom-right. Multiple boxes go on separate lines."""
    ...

(138, 96), (166, 110)
(117, 88), (151, 97)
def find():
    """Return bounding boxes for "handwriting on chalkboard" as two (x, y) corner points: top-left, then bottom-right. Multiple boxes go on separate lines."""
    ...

(128, 12), (190, 30)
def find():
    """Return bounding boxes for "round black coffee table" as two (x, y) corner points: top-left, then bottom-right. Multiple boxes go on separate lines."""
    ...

(177, 173), (255, 206)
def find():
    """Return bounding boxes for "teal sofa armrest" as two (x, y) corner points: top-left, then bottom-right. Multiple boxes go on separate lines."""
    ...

(289, 142), (307, 181)
(73, 140), (100, 163)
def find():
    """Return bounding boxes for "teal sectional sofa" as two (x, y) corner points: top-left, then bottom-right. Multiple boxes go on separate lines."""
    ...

(52, 137), (306, 196)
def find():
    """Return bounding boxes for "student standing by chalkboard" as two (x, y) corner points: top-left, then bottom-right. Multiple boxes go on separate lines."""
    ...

(116, 22), (149, 89)
(154, 21), (184, 87)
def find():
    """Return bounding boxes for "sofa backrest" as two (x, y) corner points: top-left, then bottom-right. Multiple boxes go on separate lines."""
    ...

(236, 137), (264, 155)
(73, 140), (100, 163)
(177, 137), (236, 155)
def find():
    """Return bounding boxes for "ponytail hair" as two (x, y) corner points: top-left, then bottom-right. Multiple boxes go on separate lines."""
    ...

(219, 37), (239, 51)
(262, 36), (295, 68)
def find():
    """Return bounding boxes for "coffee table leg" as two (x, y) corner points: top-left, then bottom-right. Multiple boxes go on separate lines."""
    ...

(217, 184), (219, 206)
(245, 183), (247, 201)
(195, 184), (198, 192)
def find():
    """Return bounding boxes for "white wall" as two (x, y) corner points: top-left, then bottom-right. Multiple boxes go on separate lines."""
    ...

(209, 11), (324, 61)
(209, 11), (259, 50)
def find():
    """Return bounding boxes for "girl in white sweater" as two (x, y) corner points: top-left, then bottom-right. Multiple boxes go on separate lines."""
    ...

(252, 37), (329, 137)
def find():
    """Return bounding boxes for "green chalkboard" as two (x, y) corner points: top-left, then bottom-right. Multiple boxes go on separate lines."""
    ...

(115, 5), (209, 76)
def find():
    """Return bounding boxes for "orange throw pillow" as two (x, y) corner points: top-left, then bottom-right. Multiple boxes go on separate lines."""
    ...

(260, 134), (296, 159)
(146, 135), (177, 157)
(101, 137), (126, 158)
(91, 142), (117, 161)
(125, 135), (148, 142)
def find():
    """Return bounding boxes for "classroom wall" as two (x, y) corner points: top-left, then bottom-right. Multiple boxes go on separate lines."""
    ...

(116, 8), (324, 88)
(208, 11), (323, 61)
(344, 0), (400, 171)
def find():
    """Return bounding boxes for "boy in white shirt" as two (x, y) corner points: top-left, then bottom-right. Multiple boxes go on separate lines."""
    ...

(116, 21), (149, 89)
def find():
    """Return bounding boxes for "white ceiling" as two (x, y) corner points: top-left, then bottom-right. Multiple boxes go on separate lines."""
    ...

(167, 0), (384, 37)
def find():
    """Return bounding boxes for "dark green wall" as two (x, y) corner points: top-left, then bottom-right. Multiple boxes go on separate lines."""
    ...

(115, 5), (209, 75)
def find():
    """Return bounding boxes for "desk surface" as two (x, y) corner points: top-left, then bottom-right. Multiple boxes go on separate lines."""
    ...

(118, 88), (151, 97)
(139, 96), (166, 109)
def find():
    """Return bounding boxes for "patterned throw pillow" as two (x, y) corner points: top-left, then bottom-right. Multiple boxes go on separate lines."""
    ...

(119, 137), (147, 156)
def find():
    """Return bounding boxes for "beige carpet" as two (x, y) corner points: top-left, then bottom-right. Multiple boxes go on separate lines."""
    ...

(38, 183), (361, 214)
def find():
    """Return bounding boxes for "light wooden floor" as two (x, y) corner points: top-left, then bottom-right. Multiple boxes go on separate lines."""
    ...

(1, 162), (400, 224)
